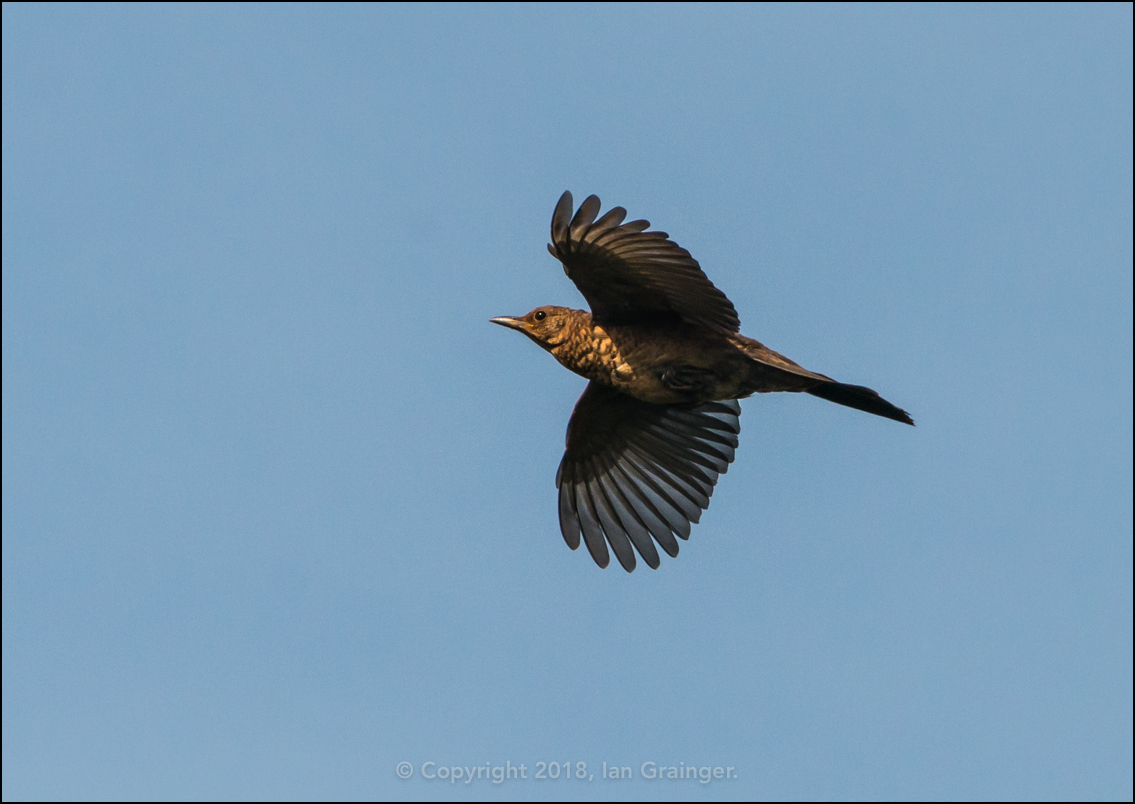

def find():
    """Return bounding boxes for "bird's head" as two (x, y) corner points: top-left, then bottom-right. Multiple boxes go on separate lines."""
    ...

(490, 305), (583, 351)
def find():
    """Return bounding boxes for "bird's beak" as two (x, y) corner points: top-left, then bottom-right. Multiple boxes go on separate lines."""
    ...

(489, 316), (526, 331)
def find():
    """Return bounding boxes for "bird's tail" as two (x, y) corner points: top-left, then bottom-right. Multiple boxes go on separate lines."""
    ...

(806, 381), (914, 425)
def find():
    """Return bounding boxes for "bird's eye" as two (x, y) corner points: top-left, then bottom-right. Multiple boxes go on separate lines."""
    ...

(534, 310), (547, 322)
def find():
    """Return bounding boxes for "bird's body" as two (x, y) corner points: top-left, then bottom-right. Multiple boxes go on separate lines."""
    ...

(517, 306), (818, 405)
(492, 192), (912, 572)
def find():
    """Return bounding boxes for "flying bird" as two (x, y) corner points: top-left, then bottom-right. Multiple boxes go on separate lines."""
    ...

(491, 192), (913, 572)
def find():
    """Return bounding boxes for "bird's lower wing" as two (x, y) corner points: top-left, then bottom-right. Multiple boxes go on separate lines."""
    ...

(555, 381), (741, 572)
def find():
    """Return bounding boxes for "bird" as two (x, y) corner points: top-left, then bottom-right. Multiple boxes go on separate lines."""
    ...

(491, 191), (913, 572)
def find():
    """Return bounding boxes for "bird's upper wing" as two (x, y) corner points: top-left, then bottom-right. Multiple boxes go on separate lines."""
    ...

(555, 381), (741, 572)
(548, 191), (741, 333)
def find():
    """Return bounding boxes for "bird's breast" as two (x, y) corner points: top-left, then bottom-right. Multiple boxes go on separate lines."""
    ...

(550, 323), (633, 385)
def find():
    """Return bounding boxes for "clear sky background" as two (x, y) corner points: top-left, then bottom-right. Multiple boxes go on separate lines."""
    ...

(3, 4), (1131, 801)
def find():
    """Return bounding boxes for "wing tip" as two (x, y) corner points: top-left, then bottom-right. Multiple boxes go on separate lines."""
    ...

(551, 191), (574, 242)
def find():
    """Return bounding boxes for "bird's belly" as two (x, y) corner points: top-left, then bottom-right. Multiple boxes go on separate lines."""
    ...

(611, 364), (747, 404)
(607, 339), (750, 404)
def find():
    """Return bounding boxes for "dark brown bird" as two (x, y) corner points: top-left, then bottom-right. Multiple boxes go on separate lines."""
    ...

(492, 192), (913, 572)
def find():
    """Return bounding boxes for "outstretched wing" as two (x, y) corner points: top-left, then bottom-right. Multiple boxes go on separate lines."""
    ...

(555, 381), (742, 572)
(548, 191), (741, 333)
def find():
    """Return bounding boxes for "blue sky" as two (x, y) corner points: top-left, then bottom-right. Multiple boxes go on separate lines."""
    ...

(3, 4), (1131, 800)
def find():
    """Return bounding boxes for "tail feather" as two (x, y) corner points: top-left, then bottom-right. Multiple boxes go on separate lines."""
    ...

(807, 382), (914, 425)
